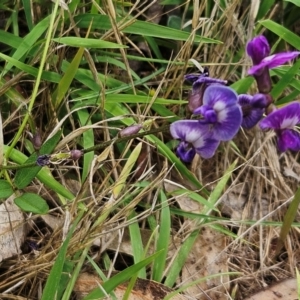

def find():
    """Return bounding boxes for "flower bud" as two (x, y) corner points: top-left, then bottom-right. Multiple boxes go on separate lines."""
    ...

(70, 150), (83, 161)
(119, 125), (142, 137)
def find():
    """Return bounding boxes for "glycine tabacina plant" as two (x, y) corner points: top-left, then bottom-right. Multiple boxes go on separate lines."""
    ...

(170, 35), (300, 163)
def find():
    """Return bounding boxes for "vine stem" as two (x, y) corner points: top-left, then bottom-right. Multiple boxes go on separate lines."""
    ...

(0, 124), (170, 170)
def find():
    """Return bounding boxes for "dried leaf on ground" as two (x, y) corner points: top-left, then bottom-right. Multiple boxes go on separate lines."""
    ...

(244, 278), (297, 300)
(74, 272), (186, 300)
(0, 195), (26, 262)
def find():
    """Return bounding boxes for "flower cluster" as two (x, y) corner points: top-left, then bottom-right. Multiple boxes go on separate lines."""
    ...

(170, 35), (300, 162)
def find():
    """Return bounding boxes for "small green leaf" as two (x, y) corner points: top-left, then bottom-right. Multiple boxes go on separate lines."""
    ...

(14, 193), (49, 214)
(0, 180), (14, 199)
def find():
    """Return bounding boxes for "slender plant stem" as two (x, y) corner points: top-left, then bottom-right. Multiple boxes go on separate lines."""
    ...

(0, 124), (170, 170)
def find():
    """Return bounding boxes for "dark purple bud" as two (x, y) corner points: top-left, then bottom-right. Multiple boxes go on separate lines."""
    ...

(31, 131), (42, 150)
(247, 35), (270, 65)
(70, 150), (83, 161)
(36, 155), (50, 166)
(119, 125), (142, 137)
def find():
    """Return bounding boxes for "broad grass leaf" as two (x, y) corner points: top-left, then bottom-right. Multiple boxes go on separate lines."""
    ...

(14, 130), (62, 189)
(14, 193), (49, 214)
(0, 180), (14, 199)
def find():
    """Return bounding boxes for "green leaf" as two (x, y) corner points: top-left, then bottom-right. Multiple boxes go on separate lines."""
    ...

(14, 130), (62, 189)
(0, 180), (14, 199)
(74, 14), (220, 44)
(14, 193), (49, 214)
(52, 37), (127, 48)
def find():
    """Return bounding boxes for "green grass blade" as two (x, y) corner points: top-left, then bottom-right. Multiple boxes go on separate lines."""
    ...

(82, 251), (163, 300)
(276, 186), (300, 254)
(41, 210), (84, 300)
(129, 211), (146, 279)
(259, 19), (300, 49)
(77, 110), (94, 182)
(152, 190), (171, 282)
(74, 14), (220, 44)
(53, 37), (127, 48)
(52, 46), (85, 108)
(2, 15), (51, 75)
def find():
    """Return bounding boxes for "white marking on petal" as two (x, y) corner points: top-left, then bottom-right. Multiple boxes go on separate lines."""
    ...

(281, 116), (300, 129)
(214, 101), (226, 112)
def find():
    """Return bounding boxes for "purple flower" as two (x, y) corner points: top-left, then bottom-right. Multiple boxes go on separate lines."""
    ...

(259, 102), (300, 152)
(185, 70), (227, 112)
(238, 93), (269, 129)
(170, 85), (242, 161)
(36, 154), (50, 166)
(247, 35), (300, 93)
(193, 85), (242, 141)
(170, 120), (220, 161)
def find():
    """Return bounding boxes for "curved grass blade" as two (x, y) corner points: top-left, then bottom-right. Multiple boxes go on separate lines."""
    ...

(82, 250), (163, 300)
(74, 14), (220, 44)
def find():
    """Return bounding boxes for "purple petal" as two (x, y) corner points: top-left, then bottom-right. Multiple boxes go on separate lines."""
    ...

(277, 129), (300, 152)
(259, 102), (300, 130)
(247, 35), (270, 65)
(212, 105), (242, 140)
(185, 73), (209, 84)
(248, 52), (300, 75)
(201, 85), (242, 140)
(241, 107), (264, 129)
(170, 120), (210, 143)
(193, 134), (220, 159)
(238, 94), (268, 129)
(193, 105), (218, 123)
(203, 84), (238, 108)
(176, 142), (196, 162)
(264, 52), (300, 69)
